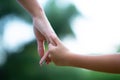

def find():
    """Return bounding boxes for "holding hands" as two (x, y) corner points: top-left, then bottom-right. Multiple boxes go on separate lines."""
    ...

(47, 36), (71, 66)
(18, 0), (58, 65)
(18, 0), (120, 74)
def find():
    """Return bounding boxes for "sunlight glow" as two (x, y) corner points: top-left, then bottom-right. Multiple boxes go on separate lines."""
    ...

(3, 18), (35, 51)
(68, 0), (120, 54)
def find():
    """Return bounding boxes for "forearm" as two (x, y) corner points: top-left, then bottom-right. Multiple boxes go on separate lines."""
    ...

(68, 53), (120, 73)
(17, 0), (43, 17)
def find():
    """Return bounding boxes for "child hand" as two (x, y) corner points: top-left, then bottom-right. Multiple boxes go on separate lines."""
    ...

(40, 36), (71, 66)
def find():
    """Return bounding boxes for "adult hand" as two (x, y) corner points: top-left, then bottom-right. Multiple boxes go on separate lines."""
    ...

(33, 23), (51, 65)
(17, 0), (57, 65)
(34, 27), (45, 59)
(33, 16), (58, 65)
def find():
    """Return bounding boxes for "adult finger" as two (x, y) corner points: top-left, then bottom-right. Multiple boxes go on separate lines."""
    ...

(34, 26), (45, 58)
(40, 51), (49, 65)
(37, 40), (45, 58)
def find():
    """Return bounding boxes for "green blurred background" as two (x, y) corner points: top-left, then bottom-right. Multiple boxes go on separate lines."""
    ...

(0, 0), (120, 80)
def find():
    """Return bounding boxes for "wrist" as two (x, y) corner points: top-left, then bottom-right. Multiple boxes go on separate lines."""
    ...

(66, 53), (80, 67)
(18, 0), (44, 18)
(32, 10), (44, 19)
(62, 51), (74, 66)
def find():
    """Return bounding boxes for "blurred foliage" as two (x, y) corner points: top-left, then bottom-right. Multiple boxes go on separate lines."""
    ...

(0, 0), (32, 35)
(0, 0), (80, 38)
(0, 0), (120, 80)
(44, 0), (80, 38)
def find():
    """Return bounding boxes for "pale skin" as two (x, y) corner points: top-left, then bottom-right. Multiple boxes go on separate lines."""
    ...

(47, 36), (120, 74)
(17, 0), (57, 64)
